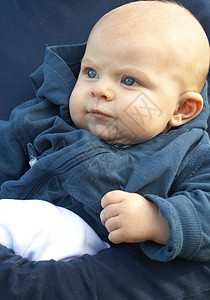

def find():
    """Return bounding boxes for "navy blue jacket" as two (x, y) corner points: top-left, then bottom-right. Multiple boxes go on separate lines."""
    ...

(0, 43), (210, 263)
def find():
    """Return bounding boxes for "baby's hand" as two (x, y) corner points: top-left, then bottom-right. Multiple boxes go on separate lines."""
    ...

(100, 190), (169, 245)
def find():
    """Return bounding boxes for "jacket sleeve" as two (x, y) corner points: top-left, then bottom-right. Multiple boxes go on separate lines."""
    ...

(141, 144), (210, 262)
(0, 105), (29, 187)
(0, 244), (108, 300)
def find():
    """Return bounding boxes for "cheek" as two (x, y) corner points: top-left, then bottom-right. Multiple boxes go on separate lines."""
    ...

(69, 87), (78, 116)
(69, 86), (83, 125)
(69, 83), (89, 129)
(69, 80), (88, 111)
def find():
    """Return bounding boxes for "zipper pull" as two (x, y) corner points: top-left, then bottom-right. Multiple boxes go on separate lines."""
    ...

(27, 143), (38, 167)
(29, 157), (38, 167)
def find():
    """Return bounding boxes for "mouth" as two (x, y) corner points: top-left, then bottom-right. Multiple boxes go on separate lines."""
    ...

(90, 109), (111, 120)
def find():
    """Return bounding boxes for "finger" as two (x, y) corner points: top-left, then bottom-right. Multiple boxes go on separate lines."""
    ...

(100, 203), (119, 225)
(105, 215), (120, 232)
(108, 228), (124, 244)
(101, 190), (125, 208)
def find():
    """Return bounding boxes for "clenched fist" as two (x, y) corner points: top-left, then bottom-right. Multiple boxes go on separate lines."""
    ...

(100, 190), (169, 245)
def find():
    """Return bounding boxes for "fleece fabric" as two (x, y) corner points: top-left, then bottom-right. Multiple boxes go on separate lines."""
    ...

(0, 43), (210, 262)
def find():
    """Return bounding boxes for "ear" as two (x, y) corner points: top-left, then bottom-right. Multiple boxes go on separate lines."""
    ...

(169, 92), (203, 127)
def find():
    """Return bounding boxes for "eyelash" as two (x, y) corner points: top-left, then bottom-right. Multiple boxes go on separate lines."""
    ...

(82, 67), (140, 87)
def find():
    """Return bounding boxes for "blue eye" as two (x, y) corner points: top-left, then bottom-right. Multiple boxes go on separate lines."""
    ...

(87, 69), (98, 78)
(123, 77), (138, 86)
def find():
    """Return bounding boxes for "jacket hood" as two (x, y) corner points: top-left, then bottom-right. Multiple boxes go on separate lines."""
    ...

(30, 43), (86, 123)
(30, 43), (209, 131)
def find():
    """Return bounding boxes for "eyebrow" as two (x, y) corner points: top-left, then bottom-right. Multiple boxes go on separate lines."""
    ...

(81, 57), (97, 66)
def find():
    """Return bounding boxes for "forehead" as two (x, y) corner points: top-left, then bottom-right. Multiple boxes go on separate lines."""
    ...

(85, 28), (171, 71)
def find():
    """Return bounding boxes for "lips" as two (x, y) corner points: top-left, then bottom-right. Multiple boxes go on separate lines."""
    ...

(90, 109), (110, 119)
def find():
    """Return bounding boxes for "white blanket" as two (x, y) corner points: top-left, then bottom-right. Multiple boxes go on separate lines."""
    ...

(0, 199), (109, 261)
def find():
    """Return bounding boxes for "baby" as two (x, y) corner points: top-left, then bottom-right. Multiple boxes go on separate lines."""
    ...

(69, 1), (209, 245)
(0, 0), (209, 262)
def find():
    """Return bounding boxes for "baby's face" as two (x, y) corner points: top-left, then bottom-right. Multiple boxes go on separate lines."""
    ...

(69, 30), (181, 145)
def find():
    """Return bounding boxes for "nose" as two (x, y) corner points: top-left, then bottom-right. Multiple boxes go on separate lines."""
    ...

(91, 80), (115, 101)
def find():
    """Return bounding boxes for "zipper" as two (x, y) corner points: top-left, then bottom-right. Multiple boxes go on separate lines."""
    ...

(26, 147), (110, 198)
